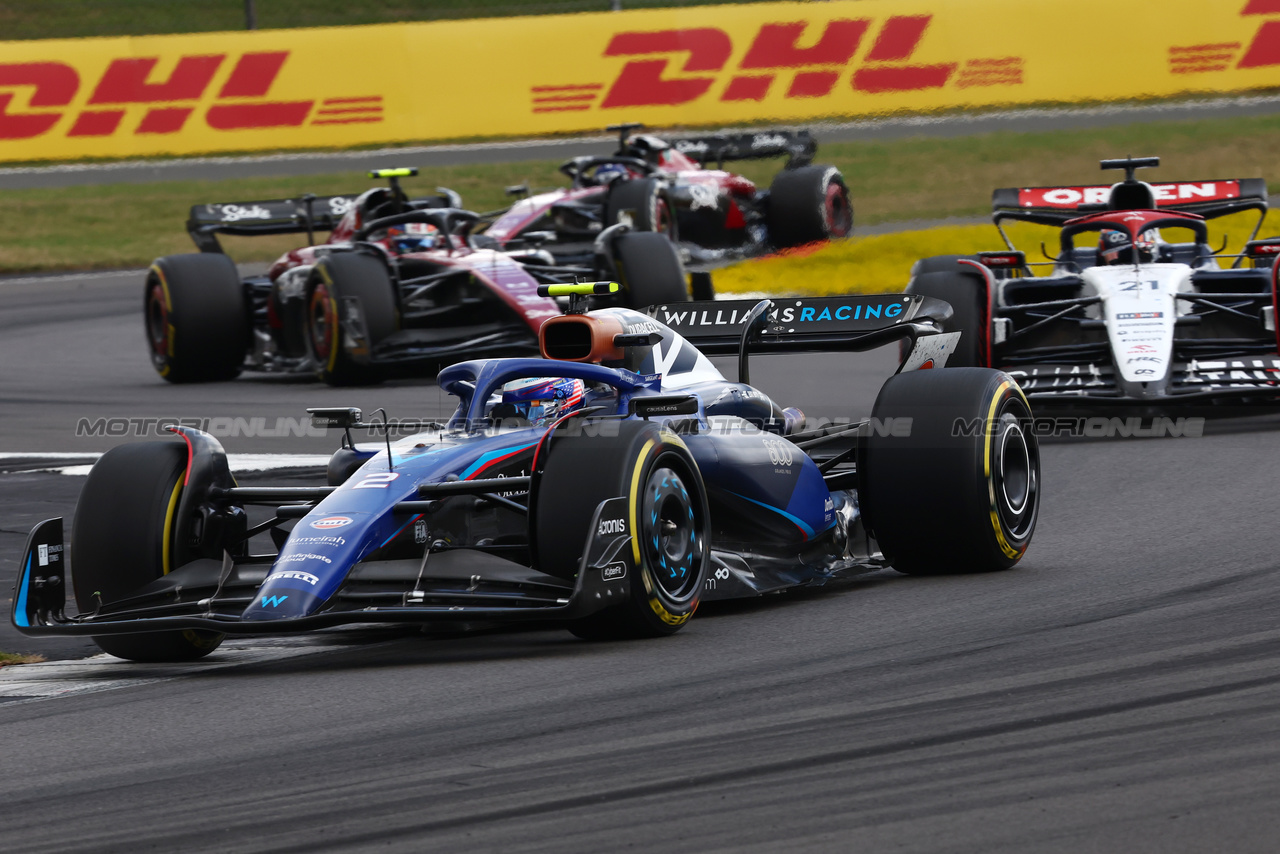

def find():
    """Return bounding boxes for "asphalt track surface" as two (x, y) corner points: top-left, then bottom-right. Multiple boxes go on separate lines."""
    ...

(4, 94), (1280, 189)
(5, 268), (1280, 851)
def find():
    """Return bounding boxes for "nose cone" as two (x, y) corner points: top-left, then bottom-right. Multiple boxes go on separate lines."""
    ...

(241, 513), (367, 622)
(241, 564), (325, 621)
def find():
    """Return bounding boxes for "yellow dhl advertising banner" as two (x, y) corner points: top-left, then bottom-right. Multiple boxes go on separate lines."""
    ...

(2, 0), (1280, 163)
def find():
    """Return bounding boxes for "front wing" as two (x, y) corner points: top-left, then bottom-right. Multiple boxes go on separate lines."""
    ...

(12, 498), (636, 637)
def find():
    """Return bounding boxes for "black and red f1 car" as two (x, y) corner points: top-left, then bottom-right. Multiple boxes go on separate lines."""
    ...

(146, 168), (690, 386)
(481, 125), (852, 285)
(907, 157), (1280, 409)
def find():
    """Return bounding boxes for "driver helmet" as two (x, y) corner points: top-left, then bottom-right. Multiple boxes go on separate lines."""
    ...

(497, 376), (585, 426)
(385, 221), (440, 253)
(1099, 228), (1160, 265)
(593, 162), (632, 185)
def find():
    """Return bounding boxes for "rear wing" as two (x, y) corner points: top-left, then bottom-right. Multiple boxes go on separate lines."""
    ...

(992, 178), (1269, 227)
(669, 130), (816, 169)
(645, 294), (951, 356)
(186, 194), (359, 253)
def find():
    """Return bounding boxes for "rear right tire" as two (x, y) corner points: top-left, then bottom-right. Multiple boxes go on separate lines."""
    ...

(859, 368), (1039, 575)
(767, 165), (853, 248)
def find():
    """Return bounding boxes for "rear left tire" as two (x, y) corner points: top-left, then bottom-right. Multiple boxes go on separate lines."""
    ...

(145, 254), (248, 383)
(905, 268), (990, 367)
(534, 420), (710, 639)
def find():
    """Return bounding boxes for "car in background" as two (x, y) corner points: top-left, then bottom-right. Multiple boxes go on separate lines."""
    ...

(480, 124), (853, 294)
(146, 168), (689, 386)
(906, 157), (1280, 409)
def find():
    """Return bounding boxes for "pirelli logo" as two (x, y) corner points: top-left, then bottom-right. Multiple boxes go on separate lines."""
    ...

(0, 52), (383, 141)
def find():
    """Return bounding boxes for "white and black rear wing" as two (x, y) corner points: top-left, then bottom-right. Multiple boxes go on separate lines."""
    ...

(992, 178), (1268, 227)
(645, 294), (952, 357)
(669, 130), (816, 169)
(186, 194), (360, 253)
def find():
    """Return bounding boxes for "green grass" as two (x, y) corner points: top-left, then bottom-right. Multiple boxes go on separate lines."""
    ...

(0, 0), (767, 40)
(7, 111), (1280, 273)
(0, 651), (43, 667)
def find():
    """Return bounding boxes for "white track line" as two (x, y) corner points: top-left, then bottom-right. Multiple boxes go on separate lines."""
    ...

(0, 452), (332, 476)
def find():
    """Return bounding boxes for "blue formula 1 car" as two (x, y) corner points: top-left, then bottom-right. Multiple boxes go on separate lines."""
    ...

(13, 285), (1041, 661)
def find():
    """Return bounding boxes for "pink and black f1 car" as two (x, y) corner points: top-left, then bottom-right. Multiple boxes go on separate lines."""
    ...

(481, 125), (853, 290)
(146, 168), (690, 386)
(907, 157), (1280, 409)
(16, 285), (1038, 661)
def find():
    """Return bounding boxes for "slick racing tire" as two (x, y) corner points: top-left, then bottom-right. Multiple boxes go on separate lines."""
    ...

(145, 254), (248, 383)
(767, 165), (853, 248)
(71, 442), (225, 662)
(305, 251), (399, 386)
(605, 177), (678, 242)
(535, 420), (710, 639)
(908, 254), (980, 281)
(613, 231), (690, 308)
(905, 268), (989, 367)
(859, 368), (1039, 575)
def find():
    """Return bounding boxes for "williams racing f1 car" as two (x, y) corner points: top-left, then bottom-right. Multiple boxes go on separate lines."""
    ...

(147, 168), (689, 386)
(907, 157), (1280, 410)
(482, 124), (852, 284)
(16, 285), (1038, 661)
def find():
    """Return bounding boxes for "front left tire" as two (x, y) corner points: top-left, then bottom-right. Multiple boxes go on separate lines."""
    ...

(71, 442), (226, 661)
(534, 420), (710, 639)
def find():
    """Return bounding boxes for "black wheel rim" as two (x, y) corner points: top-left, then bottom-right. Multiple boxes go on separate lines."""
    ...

(145, 281), (169, 364)
(991, 399), (1038, 541)
(640, 464), (702, 599)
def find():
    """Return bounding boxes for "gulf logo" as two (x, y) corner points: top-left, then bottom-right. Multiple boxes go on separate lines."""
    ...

(311, 516), (353, 530)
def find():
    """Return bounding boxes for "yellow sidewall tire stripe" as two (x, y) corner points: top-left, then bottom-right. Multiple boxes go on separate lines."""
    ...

(983, 379), (1023, 560)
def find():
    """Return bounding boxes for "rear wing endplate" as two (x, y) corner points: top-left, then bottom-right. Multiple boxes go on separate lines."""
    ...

(186, 194), (359, 253)
(645, 294), (952, 356)
(992, 178), (1269, 226)
(670, 130), (816, 169)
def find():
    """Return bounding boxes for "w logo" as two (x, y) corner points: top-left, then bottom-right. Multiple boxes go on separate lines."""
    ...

(261, 595), (289, 608)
